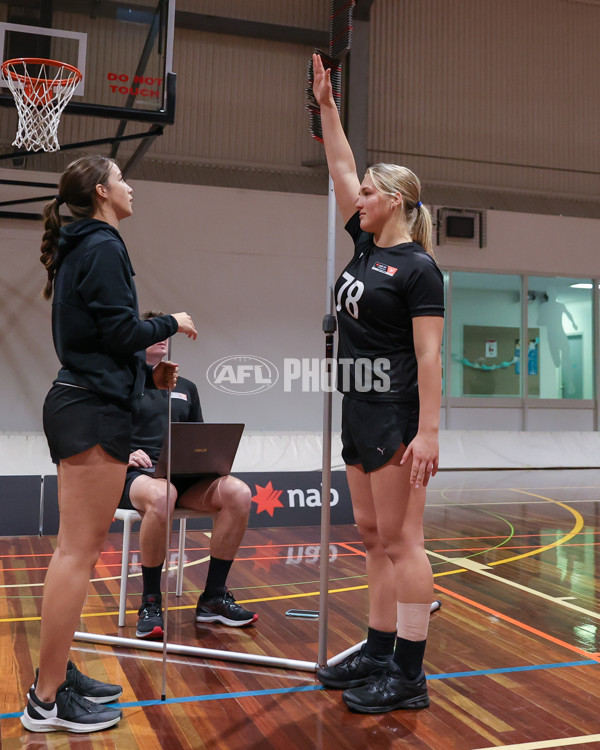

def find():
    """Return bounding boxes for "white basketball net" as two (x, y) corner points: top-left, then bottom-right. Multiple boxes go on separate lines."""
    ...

(1, 60), (81, 152)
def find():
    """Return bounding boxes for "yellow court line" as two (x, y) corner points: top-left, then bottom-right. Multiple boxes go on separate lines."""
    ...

(0, 584), (368, 623)
(432, 490), (584, 578)
(487, 491), (584, 567)
(472, 733), (600, 749)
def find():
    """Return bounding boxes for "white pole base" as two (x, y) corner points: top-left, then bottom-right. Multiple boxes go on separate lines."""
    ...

(74, 630), (318, 672)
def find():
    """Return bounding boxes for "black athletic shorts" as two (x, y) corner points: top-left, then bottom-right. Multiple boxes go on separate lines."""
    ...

(118, 468), (205, 511)
(43, 383), (132, 465)
(341, 396), (419, 473)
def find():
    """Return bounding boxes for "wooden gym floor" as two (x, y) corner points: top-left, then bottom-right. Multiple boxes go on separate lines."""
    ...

(1, 468), (600, 749)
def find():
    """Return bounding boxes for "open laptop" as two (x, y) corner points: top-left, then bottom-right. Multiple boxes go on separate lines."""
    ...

(154, 423), (244, 478)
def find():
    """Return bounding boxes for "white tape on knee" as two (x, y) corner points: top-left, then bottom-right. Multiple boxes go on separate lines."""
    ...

(396, 602), (431, 641)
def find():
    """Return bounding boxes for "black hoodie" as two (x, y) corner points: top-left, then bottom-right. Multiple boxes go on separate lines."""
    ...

(51, 219), (178, 408)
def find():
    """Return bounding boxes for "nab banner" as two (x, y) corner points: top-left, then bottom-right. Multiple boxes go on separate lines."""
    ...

(161, 471), (354, 531)
(241, 471), (353, 528)
(37, 471), (354, 535)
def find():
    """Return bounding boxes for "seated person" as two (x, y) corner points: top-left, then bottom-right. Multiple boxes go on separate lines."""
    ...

(119, 310), (257, 638)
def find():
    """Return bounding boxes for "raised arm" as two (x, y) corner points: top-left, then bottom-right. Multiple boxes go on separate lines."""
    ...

(312, 52), (361, 223)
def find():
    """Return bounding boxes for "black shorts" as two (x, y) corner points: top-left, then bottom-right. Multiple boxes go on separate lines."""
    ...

(118, 468), (204, 511)
(341, 396), (419, 473)
(43, 383), (132, 465)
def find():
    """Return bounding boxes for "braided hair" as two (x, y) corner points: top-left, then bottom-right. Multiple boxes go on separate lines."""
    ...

(40, 155), (115, 299)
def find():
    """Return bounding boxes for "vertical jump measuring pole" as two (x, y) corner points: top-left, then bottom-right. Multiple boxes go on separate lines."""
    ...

(315, 0), (356, 667)
(317, 175), (337, 667)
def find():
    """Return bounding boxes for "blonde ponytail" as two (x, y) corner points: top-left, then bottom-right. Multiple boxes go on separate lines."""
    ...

(411, 203), (434, 257)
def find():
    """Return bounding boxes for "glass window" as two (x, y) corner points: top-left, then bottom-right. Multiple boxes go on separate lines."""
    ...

(441, 270), (449, 396)
(528, 277), (593, 399)
(450, 272), (522, 397)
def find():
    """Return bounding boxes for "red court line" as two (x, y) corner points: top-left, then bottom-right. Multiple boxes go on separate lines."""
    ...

(0, 551), (365, 574)
(433, 583), (600, 662)
(5, 531), (600, 561)
(16, 538), (600, 573)
(338, 542), (366, 556)
(6, 536), (600, 572)
(0, 539), (362, 560)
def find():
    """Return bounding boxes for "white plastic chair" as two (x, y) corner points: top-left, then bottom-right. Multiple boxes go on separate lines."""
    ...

(113, 507), (207, 627)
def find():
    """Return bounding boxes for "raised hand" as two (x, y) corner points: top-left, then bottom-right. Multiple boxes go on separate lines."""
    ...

(312, 52), (333, 108)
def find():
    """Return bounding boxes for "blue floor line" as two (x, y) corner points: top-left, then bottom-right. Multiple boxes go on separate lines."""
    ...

(425, 658), (597, 680)
(2, 659), (597, 721)
(116, 684), (322, 709)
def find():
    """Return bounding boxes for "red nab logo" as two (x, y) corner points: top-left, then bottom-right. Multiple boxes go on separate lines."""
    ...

(372, 261), (397, 276)
(252, 481), (284, 516)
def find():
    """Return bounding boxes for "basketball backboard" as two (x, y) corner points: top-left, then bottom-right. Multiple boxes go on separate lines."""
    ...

(0, 0), (175, 123)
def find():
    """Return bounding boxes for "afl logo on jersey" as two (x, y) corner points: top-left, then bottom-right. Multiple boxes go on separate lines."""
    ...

(207, 355), (279, 395)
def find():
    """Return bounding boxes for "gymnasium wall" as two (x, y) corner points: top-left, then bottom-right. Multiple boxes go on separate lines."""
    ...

(1, 170), (600, 437)
(369, 0), (600, 202)
(3, 1), (600, 204)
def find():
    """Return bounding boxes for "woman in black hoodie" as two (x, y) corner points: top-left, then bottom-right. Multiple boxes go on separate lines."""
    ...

(21, 156), (197, 734)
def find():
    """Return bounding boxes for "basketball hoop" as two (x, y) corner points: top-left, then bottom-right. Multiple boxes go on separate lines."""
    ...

(1, 58), (82, 153)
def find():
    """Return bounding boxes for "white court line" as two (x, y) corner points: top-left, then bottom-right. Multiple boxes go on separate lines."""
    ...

(0, 532), (213, 589)
(427, 550), (600, 623)
(0, 555), (212, 589)
(472, 733), (600, 749)
(429, 486), (600, 493)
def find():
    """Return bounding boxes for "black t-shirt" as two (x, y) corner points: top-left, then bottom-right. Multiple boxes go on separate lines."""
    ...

(130, 375), (203, 464)
(335, 212), (445, 402)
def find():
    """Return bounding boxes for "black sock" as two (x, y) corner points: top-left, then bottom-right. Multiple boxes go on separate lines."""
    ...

(202, 557), (233, 598)
(141, 563), (163, 599)
(365, 627), (396, 659)
(393, 637), (427, 680)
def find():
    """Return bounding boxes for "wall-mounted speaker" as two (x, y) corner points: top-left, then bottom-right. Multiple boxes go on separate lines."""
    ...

(436, 207), (487, 248)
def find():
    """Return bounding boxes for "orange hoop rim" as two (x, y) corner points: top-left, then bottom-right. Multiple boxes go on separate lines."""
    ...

(1, 57), (82, 86)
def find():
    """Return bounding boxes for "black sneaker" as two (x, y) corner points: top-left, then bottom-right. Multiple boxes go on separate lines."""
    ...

(195, 589), (258, 627)
(31, 662), (122, 704)
(136, 594), (164, 639)
(316, 644), (391, 689)
(21, 682), (122, 733)
(65, 661), (122, 703)
(342, 661), (429, 713)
